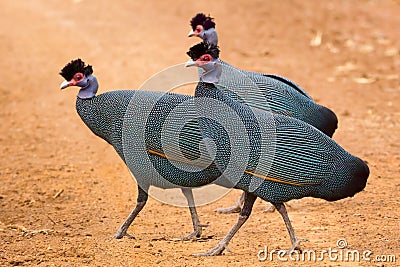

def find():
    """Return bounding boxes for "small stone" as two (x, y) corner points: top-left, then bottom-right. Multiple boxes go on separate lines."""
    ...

(353, 77), (376, 84)
(359, 44), (374, 53)
(310, 31), (322, 47)
(384, 48), (398, 57)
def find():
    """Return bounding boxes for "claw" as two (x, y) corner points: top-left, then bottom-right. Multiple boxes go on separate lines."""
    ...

(178, 229), (202, 241)
(113, 231), (136, 239)
(124, 233), (136, 239)
(288, 238), (308, 253)
(193, 244), (230, 256)
(113, 233), (123, 239)
(175, 224), (209, 241)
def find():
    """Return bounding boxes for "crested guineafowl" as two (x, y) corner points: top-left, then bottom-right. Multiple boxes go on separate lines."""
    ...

(189, 13), (339, 213)
(188, 13), (219, 48)
(184, 42), (369, 256)
(188, 13), (337, 134)
(59, 55), (368, 256)
(59, 59), (212, 241)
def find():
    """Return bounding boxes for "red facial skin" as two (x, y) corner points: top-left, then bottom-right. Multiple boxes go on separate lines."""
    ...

(192, 25), (204, 36)
(195, 54), (213, 66)
(69, 72), (85, 86)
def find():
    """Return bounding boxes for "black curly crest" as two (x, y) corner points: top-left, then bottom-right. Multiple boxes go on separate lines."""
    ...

(190, 13), (216, 30)
(187, 42), (220, 61)
(59, 59), (93, 81)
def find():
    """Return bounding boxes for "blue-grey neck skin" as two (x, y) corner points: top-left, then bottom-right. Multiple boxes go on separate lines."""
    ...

(199, 59), (222, 84)
(77, 74), (98, 99)
(199, 28), (218, 47)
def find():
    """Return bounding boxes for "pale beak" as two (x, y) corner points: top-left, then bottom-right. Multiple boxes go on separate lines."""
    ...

(188, 29), (195, 37)
(60, 80), (71, 89)
(185, 59), (197, 67)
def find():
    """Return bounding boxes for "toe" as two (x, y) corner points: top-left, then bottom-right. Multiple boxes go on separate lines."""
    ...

(215, 206), (241, 214)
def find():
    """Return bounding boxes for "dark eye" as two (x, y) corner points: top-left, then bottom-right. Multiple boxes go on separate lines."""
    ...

(74, 73), (83, 81)
(202, 56), (210, 61)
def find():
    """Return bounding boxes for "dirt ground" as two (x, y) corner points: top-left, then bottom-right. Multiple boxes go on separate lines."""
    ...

(1, 0), (399, 266)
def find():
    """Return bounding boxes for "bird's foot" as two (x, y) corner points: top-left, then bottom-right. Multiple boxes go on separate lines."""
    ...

(262, 205), (276, 213)
(215, 205), (241, 214)
(193, 243), (232, 256)
(179, 230), (200, 241)
(177, 224), (209, 241)
(113, 230), (135, 240)
(288, 238), (308, 253)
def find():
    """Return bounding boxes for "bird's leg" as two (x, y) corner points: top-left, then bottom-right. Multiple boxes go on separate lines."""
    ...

(178, 188), (208, 240)
(264, 201), (292, 213)
(272, 202), (308, 252)
(194, 192), (257, 256)
(113, 185), (148, 239)
(215, 192), (244, 214)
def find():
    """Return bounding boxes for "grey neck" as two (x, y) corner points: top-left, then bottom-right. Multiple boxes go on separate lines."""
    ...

(199, 28), (218, 47)
(78, 75), (98, 99)
(199, 59), (222, 84)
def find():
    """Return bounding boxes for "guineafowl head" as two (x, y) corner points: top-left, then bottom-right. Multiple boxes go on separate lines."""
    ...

(59, 59), (98, 99)
(185, 42), (221, 83)
(188, 13), (216, 37)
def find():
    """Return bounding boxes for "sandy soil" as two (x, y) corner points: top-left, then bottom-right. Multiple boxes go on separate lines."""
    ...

(1, 0), (399, 266)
